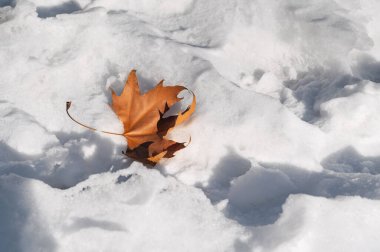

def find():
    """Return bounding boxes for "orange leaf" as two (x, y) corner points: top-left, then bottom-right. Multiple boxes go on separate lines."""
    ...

(66, 70), (196, 166)
(112, 70), (196, 165)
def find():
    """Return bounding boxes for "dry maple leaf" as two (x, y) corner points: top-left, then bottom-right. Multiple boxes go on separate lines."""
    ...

(66, 70), (196, 166)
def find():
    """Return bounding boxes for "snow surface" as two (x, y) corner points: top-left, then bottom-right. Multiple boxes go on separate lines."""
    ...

(1, 0), (380, 251)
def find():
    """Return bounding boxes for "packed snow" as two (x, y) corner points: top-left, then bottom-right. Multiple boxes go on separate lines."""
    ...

(1, 0), (380, 251)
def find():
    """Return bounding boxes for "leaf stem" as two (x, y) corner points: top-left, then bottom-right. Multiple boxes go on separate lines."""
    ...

(66, 101), (124, 136)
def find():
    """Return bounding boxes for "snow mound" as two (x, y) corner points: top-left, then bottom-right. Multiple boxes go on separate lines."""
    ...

(0, 102), (58, 155)
(0, 165), (246, 252)
(252, 195), (380, 252)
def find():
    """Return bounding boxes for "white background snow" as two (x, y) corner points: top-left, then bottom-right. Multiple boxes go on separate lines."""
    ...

(1, 0), (380, 251)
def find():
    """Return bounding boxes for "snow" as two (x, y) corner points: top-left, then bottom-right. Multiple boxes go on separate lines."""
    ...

(250, 194), (380, 252)
(320, 82), (380, 156)
(0, 167), (246, 251)
(1, 0), (380, 251)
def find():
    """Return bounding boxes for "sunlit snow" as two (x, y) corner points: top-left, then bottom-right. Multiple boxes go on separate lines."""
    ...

(1, 0), (380, 251)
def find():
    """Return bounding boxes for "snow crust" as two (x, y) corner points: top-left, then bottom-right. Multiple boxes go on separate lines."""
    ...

(1, 0), (380, 251)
